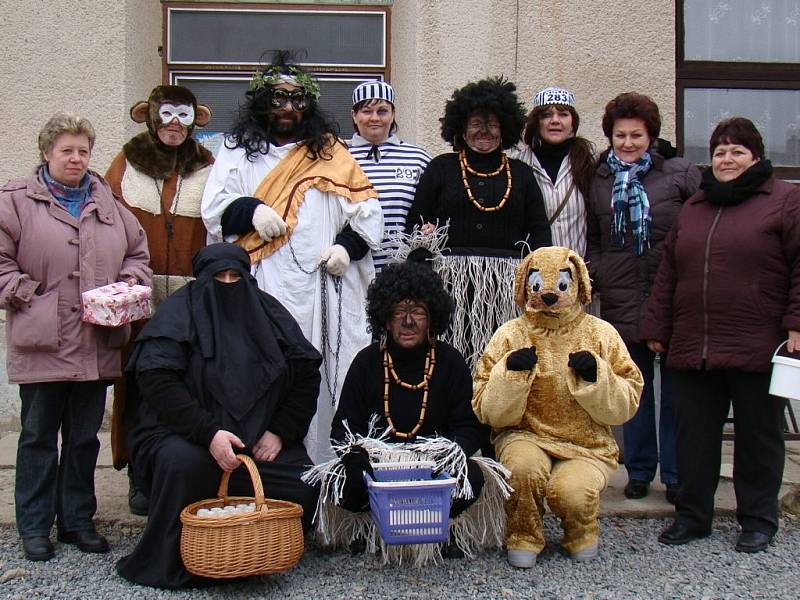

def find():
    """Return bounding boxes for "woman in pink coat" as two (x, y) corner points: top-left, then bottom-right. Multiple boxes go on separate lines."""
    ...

(0, 113), (151, 562)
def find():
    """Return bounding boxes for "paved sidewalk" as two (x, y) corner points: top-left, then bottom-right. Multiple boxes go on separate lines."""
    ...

(0, 432), (798, 526)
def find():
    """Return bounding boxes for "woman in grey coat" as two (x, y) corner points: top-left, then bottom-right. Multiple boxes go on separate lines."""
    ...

(0, 113), (151, 562)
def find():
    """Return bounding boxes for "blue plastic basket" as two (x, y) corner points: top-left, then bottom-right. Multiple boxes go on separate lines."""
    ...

(364, 462), (456, 545)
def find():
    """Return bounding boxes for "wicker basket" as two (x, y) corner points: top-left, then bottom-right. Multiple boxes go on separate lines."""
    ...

(179, 454), (304, 579)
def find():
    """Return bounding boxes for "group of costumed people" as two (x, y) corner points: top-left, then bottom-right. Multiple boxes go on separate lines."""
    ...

(112, 53), (639, 587)
(5, 46), (797, 590)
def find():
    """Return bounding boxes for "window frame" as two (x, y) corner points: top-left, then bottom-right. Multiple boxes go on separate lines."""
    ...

(676, 1), (800, 180)
(161, 1), (391, 140)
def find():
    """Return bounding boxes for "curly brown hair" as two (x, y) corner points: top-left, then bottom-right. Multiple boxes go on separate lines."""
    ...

(601, 92), (661, 141)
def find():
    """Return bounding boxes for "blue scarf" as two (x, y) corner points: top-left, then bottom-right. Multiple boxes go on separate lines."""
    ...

(606, 149), (652, 256)
(42, 165), (92, 219)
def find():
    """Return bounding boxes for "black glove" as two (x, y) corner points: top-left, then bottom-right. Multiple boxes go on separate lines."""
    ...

(339, 445), (374, 512)
(568, 351), (597, 382)
(506, 347), (538, 371)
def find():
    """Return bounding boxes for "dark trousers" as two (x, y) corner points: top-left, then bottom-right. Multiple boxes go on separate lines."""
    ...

(15, 380), (108, 538)
(672, 370), (786, 535)
(623, 342), (677, 484)
(116, 433), (319, 589)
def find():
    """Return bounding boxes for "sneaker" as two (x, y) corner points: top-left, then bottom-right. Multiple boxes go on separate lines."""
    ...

(571, 543), (598, 562)
(507, 549), (537, 568)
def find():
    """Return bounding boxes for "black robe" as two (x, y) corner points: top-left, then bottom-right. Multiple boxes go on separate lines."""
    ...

(116, 243), (322, 589)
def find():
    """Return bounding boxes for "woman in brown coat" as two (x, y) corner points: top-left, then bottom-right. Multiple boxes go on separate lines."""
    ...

(586, 93), (701, 503)
(0, 113), (151, 562)
(642, 117), (800, 553)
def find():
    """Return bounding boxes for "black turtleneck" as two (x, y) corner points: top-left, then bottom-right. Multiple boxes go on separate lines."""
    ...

(331, 339), (485, 455)
(405, 147), (551, 256)
(534, 138), (574, 184)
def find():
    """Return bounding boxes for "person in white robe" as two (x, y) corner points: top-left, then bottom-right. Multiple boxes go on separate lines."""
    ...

(202, 51), (383, 463)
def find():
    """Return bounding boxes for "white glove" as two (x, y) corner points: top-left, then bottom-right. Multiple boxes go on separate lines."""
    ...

(319, 244), (350, 277)
(252, 204), (287, 242)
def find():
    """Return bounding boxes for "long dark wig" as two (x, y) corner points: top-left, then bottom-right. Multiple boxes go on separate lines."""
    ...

(440, 76), (525, 151)
(227, 50), (339, 161)
(523, 105), (596, 198)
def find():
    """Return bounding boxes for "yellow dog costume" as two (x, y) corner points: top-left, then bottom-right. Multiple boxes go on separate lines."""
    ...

(473, 246), (643, 567)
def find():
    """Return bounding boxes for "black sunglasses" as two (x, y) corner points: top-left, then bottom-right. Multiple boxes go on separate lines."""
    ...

(270, 89), (310, 112)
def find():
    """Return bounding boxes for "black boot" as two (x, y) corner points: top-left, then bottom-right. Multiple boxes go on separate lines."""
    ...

(128, 466), (149, 516)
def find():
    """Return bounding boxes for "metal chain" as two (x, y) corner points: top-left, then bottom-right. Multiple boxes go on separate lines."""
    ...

(153, 175), (184, 298)
(288, 237), (343, 404)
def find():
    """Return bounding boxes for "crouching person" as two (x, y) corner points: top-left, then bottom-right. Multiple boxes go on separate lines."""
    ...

(473, 246), (642, 568)
(305, 258), (511, 564)
(116, 243), (321, 588)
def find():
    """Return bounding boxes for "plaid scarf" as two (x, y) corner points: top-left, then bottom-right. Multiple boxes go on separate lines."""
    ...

(606, 149), (652, 256)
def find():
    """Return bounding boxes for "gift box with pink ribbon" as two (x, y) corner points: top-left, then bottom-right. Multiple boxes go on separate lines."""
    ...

(81, 283), (152, 327)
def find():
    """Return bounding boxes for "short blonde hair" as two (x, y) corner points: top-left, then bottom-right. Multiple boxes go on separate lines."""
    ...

(37, 113), (96, 161)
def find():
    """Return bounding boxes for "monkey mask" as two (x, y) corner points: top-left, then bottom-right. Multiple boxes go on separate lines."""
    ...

(122, 85), (213, 179)
(513, 246), (592, 323)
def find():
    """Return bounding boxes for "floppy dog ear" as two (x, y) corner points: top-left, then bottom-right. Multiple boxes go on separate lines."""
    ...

(514, 252), (536, 308)
(567, 250), (592, 305)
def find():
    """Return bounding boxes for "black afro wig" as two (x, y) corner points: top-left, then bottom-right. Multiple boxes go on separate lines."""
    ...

(440, 76), (525, 151)
(366, 261), (454, 336)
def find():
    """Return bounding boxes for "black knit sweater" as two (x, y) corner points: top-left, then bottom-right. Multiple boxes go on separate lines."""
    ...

(331, 339), (486, 455)
(405, 147), (552, 256)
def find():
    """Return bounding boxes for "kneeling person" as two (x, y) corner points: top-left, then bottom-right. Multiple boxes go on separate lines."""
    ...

(116, 243), (321, 588)
(473, 246), (643, 567)
(307, 259), (510, 561)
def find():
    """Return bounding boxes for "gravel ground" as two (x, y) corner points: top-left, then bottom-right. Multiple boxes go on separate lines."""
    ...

(0, 517), (797, 600)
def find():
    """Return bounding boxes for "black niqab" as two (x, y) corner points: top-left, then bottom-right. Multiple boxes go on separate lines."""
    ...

(131, 243), (320, 443)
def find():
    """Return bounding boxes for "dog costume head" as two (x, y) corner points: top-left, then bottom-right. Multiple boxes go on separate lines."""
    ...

(123, 85), (213, 179)
(514, 246), (592, 314)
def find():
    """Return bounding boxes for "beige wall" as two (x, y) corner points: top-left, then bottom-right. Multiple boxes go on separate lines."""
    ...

(0, 0), (675, 183)
(393, 0), (676, 157)
(0, 0), (161, 184)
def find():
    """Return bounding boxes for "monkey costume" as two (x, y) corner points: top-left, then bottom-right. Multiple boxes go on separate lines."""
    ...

(105, 86), (213, 488)
(473, 246), (642, 566)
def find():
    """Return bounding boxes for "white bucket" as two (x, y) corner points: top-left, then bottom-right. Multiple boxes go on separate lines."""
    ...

(769, 341), (800, 401)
